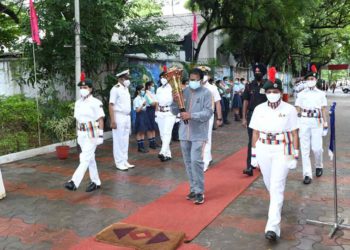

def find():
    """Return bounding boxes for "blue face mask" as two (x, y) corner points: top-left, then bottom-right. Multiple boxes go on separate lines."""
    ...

(141, 90), (145, 96)
(189, 80), (201, 90)
(150, 86), (155, 93)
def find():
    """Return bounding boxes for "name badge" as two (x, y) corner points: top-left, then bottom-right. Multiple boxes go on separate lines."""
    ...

(259, 88), (265, 94)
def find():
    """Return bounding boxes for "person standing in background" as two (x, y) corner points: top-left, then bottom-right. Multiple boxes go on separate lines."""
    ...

(144, 81), (159, 149)
(133, 85), (149, 153)
(222, 76), (232, 125)
(0, 169), (6, 200)
(109, 69), (135, 171)
(242, 63), (267, 176)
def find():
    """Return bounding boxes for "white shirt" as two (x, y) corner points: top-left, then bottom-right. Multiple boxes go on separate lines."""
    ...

(203, 82), (221, 109)
(295, 88), (327, 110)
(109, 83), (131, 114)
(74, 95), (105, 123)
(133, 95), (146, 111)
(233, 84), (243, 93)
(156, 83), (173, 106)
(249, 101), (298, 133)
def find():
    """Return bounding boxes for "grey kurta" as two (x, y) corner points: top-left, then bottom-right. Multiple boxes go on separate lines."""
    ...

(178, 86), (213, 142)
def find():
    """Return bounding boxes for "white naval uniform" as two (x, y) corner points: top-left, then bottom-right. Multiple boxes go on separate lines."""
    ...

(295, 88), (327, 178)
(0, 169), (5, 199)
(249, 101), (298, 237)
(155, 83), (176, 158)
(203, 82), (221, 170)
(109, 83), (131, 166)
(71, 95), (105, 188)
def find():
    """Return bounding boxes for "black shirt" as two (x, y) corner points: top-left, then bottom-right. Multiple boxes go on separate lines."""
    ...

(242, 80), (267, 112)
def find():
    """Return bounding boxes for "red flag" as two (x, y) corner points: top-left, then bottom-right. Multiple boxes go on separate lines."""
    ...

(191, 13), (198, 43)
(30, 0), (41, 45)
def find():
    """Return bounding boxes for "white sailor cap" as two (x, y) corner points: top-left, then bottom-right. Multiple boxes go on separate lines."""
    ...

(116, 69), (130, 78)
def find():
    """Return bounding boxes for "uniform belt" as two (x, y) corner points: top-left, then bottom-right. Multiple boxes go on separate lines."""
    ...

(159, 105), (170, 112)
(258, 131), (295, 156)
(78, 121), (99, 138)
(301, 108), (321, 118)
(259, 132), (284, 140)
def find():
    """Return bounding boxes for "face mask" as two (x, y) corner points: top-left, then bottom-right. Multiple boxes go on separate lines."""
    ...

(150, 86), (155, 93)
(160, 78), (167, 85)
(189, 80), (201, 90)
(141, 90), (145, 96)
(80, 89), (90, 97)
(266, 93), (281, 103)
(254, 73), (263, 81)
(123, 79), (130, 87)
(306, 80), (317, 88)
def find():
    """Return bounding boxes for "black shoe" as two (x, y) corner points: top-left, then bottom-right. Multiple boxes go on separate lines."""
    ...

(161, 156), (171, 162)
(158, 153), (165, 159)
(138, 147), (149, 153)
(265, 231), (277, 241)
(186, 192), (196, 200)
(64, 181), (77, 191)
(194, 193), (205, 205)
(243, 167), (253, 176)
(224, 121), (231, 125)
(316, 168), (323, 177)
(85, 182), (101, 192)
(303, 176), (312, 184)
(149, 143), (157, 149)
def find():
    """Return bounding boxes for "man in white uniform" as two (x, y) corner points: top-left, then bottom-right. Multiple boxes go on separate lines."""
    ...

(249, 67), (299, 241)
(109, 69), (135, 171)
(65, 76), (105, 192)
(0, 169), (5, 200)
(197, 66), (222, 171)
(155, 72), (176, 162)
(295, 65), (328, 184)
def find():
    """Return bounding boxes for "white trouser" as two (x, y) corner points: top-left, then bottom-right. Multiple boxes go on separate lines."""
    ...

(299, 122), (323, 178)
(0, 169), (5, 198)
(71, 135), (101, 188)
(256, 141), (289, 237)
(112, 113), (131, 165)
(156, 111), (176, 157)
(203, 115), (214, 168)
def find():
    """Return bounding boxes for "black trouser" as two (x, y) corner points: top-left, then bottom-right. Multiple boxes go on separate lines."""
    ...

(246, 111), (253, 169)
(222, 97), (230, 123)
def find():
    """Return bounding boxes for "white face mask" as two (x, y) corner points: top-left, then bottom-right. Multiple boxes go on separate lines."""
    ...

(80, 89), (90, 97)
(189, 80), (201, 90)
(306, 80), (317, 88)
(160, 78), (167, 85)
(123, 79), (131, 87)
(266, 93), (281, 103)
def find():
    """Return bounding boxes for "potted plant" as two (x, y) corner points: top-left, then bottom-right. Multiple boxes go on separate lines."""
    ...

(46, 116), (75, 159)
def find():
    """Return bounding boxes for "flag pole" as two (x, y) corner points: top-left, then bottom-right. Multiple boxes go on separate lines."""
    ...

(32, 42), (41, 146)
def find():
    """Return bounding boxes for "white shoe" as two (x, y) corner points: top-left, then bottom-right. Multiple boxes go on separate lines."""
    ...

(125, 162), (135, 169)
(116, 164), (128, 171)
(0, 192), (6, 200)
(204, 164), (209, 172)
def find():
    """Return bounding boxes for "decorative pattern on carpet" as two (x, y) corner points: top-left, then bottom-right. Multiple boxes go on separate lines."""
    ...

(95, 222), (185, 250)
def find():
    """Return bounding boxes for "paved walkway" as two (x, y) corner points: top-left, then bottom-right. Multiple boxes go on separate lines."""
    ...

(0, 94), (350, 250)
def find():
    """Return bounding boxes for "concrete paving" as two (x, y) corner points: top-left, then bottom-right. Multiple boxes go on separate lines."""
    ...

(0, 94), (349, 250)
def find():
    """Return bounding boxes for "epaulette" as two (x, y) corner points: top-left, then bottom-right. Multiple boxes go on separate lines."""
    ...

(115, 83), (120, 88)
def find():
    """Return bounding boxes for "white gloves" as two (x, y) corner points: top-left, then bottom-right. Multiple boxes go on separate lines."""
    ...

(97, 129), (104, 145)
(251, 147), (258, 167)
(287, 149), (299, 170)
(323, 122), (328, 137)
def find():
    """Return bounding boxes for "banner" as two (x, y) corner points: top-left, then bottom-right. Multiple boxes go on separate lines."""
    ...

(30, 0), (41, 45)
(328, 102), (336, 160)
(191, 13), (198, 43)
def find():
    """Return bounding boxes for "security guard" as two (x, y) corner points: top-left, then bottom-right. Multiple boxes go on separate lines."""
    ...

(0, 169), (5, 200)
(242, 63), (268, 176)
(295, 65), (328, 184)
(64, 75), (105, 192)
(109, 69), (135, 171)
(249, 67), (299, 241)
(155, 71), (176, 161)
(197, 66), (222, 172)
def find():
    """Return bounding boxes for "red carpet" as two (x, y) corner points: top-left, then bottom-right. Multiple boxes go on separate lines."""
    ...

(122, 147), (260, 242)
